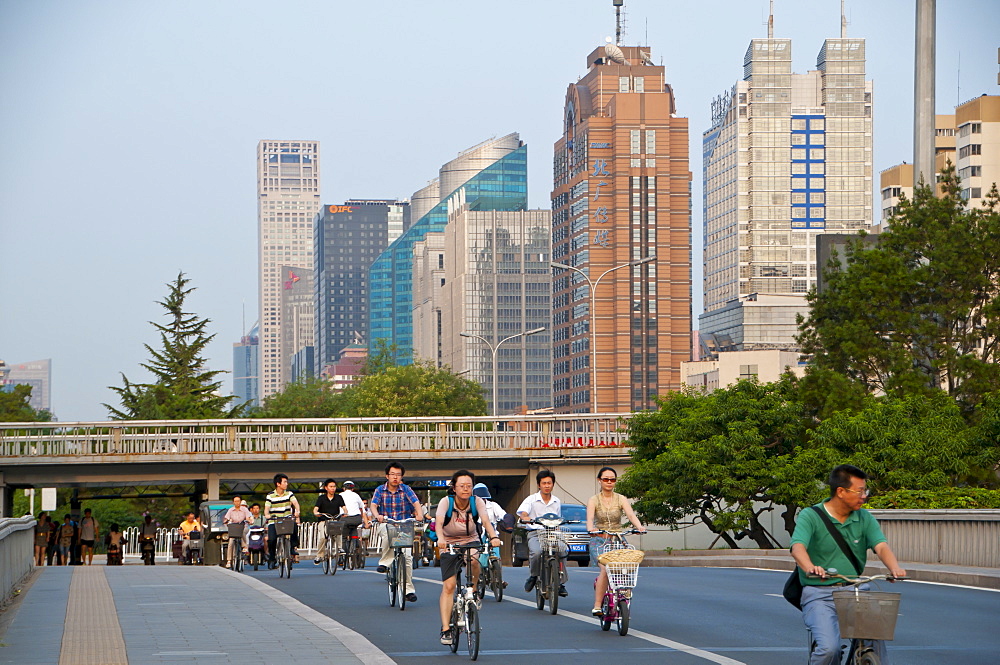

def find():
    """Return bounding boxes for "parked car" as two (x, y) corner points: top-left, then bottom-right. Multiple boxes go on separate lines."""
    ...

(511, 503), (590, 567)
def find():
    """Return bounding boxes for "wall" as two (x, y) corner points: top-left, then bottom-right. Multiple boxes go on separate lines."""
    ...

(0, 516), (35, 605)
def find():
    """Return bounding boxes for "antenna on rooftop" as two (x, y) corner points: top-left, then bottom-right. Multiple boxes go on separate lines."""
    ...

(768, 0), (774, 38)
(841, 0), (848, 38)
(613, 0), (624, 45)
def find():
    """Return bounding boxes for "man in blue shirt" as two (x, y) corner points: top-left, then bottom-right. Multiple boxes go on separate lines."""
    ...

(791, 464), (906, 665)
(370, 461), (425, 603)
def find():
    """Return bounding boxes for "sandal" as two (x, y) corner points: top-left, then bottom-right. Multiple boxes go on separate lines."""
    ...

(591, 607), (603, 616)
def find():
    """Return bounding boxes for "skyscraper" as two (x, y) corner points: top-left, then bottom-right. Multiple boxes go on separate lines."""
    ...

(551, 42), (691, 413)
(314, 199), (408, 376)
(2, 359), (51, 413)
(280, 266), (313, 385)
(232, 324), (259, 408)
(700, 19), (872, 356)
(369, 134), (528, 364)
(257, 140), (321, 398)
(415, 205), (553, 414)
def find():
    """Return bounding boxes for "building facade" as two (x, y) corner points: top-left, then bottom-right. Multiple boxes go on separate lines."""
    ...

(551, 44), (691, 413)
(257, 140), (321, 398)
(415, 204), (552, 415)
(314, 200), (408, 376)
(232, 324), (259, 408)
(279, 266), (313, 384)
(879, 114), (955, 226)
(2, 359), (51, 412)
(369, 134), (528, 364)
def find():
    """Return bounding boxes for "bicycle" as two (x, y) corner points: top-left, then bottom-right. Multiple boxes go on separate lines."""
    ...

(273, 516), (296, 579)
(805, 571), (905, 665)
(341, 517), (366, 570)
(527, 513), (578, 615)
(226, 523), (247, 573)
(476, 533), (505, 603)
(444, 543), (483, 660)
(592, 528), (643, 636)
(383, 518), (416, 610)
(316, 515), (343, 576)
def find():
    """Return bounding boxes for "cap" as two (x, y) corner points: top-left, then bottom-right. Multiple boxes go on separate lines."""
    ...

(342, 480), (355, 488)
(472, 483), (491, 499)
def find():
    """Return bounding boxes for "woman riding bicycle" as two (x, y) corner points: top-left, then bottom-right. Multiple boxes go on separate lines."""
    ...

(585, 466), (646, 617)
(436, 469), (502, 646)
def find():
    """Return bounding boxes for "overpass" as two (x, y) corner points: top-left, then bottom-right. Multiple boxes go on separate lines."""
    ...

(0, 414), (632, 516)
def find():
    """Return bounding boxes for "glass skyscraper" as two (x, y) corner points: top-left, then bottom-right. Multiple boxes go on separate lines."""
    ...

(369, 135), (528, 363)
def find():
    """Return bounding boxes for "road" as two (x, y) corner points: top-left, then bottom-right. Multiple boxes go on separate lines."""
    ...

(250, 559), (1000, 664)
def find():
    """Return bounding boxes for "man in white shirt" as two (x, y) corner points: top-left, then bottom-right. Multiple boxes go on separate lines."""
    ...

(516, 469), (568, 597)
(339, 481), (370, 552)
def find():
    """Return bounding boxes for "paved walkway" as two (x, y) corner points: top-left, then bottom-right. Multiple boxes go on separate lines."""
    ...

(0, 565), (393, 665)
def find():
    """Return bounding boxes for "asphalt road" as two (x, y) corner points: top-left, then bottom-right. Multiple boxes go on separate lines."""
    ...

(250, 558), (1000, 664)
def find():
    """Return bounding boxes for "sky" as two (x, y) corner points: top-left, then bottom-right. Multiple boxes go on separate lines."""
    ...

(1, 0), (997, 422)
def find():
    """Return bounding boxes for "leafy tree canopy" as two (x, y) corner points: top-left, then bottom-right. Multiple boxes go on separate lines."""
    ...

(798, 166), (1000, 410)
(253, 376), (353, 418)
(105, 272), (243, 420)
(0, 384), (52, 422)
(345, 362), (487, 418)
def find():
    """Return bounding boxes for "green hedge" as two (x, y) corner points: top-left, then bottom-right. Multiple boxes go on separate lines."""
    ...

(867, 488), (1000, 509)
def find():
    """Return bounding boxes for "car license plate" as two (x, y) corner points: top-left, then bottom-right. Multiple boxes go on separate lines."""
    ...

(569, 543), (587, 552)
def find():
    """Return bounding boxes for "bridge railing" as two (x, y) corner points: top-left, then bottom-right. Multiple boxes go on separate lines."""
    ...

(0, 414), (632, 457)
(1, 516), (36, 604)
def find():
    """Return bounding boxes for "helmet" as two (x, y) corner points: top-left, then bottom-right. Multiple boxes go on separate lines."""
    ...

(342, 480), (355, 488)
(472, 483), (491, 500)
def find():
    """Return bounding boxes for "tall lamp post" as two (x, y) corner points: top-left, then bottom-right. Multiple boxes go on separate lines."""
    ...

(551, 255), (656, 413)
(460, 327), (546, 417)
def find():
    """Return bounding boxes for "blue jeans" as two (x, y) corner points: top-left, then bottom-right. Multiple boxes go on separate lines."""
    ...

(801, 584), (890, 665)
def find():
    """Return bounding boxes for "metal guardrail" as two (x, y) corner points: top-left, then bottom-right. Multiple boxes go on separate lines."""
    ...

(0, 516), (36, 604)
(869, 509), (1000, 568)
(0, 415), (631, 458)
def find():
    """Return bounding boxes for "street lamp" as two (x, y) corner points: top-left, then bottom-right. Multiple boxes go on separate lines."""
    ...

(551, 255), (656, 413)
(460, 327), (547, 417)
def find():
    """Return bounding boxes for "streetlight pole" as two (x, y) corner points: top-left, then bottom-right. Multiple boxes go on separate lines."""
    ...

(460, 327), (546, 417)
(551, 255), (655, 413)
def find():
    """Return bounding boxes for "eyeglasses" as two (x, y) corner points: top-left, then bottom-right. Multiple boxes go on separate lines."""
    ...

(599, 477), (617, 483)
(843, 487), (870, 497)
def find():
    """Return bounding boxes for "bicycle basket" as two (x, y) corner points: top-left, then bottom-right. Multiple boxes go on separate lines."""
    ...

(597, 547), (645, 567)
(325, 520), (344, 537)
(540, 527), (565, 552)
(606, 561), (640, 590)
(226, 524), (246, 538)
(273, 518), (296, 536)
(832, 589), (901, 641)
(387, 521), (415, 548)
(599, 537), (635, 555)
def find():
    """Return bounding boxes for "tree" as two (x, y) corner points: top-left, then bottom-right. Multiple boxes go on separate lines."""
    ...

(344, 362), (488, 418)
(618, 378), (826, 548)
(798, 166), (1000, 410)
(0, 384), (52, 422)
(253, 376), (353, 418)
(105, 272), (243, 420)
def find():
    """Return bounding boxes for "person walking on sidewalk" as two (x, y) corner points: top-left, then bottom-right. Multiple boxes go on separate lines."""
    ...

(790, 464), (907, 665)
(370, 462), (425, 604)
(78, 508), (100, 565)
(34, 512), (52, 566)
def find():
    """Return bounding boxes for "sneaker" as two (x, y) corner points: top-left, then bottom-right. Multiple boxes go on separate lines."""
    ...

(405, 593), (418, 603)
(440, 629), (453, 645)
(558, 584), (568, 597)
(524, 576), (537, 592)
(376, 565), (388, 573)
(313, 558), (322, 565)
(591, 607), (603, 617)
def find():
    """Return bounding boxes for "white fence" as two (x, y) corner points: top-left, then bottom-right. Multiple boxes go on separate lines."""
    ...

(869, 509), (1000, 568)
(0, 516), (36, 604)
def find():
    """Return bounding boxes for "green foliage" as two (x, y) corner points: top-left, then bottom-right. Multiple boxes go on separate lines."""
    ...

(0, 384), (52, 422)
(253, 376), (353, 418)
(345, 362), (488, 418)
(105, 272), (244, 420)
(799, 166), (1000, 410)
(618, 378), (824, 548)
(363, 338), (403, 375)
(866, 488), (1000, 510)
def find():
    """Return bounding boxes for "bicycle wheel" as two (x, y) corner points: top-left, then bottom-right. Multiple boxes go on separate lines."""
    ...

(856, 645), (880, 665)
(466, 603), (480, 661)
(535, 573), (546, 611)
(449, 604), (460, 654)
(547, 557), (560, 615)
(387, 560), (397, 607)
(278, 540), (287, 578)
(396, 550), (407, 610)
(235, 549), (244, 573)
(346, 541), (356, 570)
(616, 598), (630, 636)
(600, 594), (613, 631)
(490, 558), (504, 602)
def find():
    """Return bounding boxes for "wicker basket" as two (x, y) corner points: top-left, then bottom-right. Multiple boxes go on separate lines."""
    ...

(598, 547), (645, 566)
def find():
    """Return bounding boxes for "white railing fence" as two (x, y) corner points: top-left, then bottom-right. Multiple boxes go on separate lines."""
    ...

(869, 509), (1000, 568)
(1, 516), (36, 604)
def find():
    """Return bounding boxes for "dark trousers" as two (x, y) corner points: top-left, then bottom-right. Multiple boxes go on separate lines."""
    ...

(267, 523), (299, 562)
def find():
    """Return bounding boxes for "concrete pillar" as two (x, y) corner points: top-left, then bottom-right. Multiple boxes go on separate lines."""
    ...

(206, 473), (221, 501)
(914, 0), (936, 185)
(0, 472), (12, 518)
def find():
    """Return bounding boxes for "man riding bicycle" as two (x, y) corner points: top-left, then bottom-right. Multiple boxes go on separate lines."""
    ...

(517, 469), (569, 598)
(223, 494), (252, 569)
(313, 479), (345, 565)
(370, 461), (425, 603)
(339, 480), (369, 555)
(265, 473), (301, 567)
(790, 464), (906, 665)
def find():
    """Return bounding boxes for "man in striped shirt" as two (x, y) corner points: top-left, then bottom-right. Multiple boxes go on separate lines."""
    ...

(371, 461), (425, 603)
(264, 473), (301, 567)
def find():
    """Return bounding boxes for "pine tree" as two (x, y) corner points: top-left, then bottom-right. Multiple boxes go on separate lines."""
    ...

(105, 272), (243, 420)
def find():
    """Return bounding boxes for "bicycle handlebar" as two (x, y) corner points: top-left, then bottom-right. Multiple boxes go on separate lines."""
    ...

(805, 572), (907, 585)
(589, 528), (646, 535)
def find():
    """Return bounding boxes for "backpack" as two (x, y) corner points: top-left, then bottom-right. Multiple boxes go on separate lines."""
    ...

(427, 496), (481, 543)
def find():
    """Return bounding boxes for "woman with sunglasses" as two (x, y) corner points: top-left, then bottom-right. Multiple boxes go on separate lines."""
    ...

(586, 466), (647, 616)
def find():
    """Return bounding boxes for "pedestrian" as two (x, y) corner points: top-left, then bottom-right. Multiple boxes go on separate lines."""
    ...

(78, 508), (100, 565)
(34, 512), (51, 566)
(57, 515), (75, 565)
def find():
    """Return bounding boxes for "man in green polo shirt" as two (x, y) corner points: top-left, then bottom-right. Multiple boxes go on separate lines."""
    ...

(790, 464), (906, 665)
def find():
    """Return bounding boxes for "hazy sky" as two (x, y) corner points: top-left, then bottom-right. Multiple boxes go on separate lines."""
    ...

(1, 1), (997, 422)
